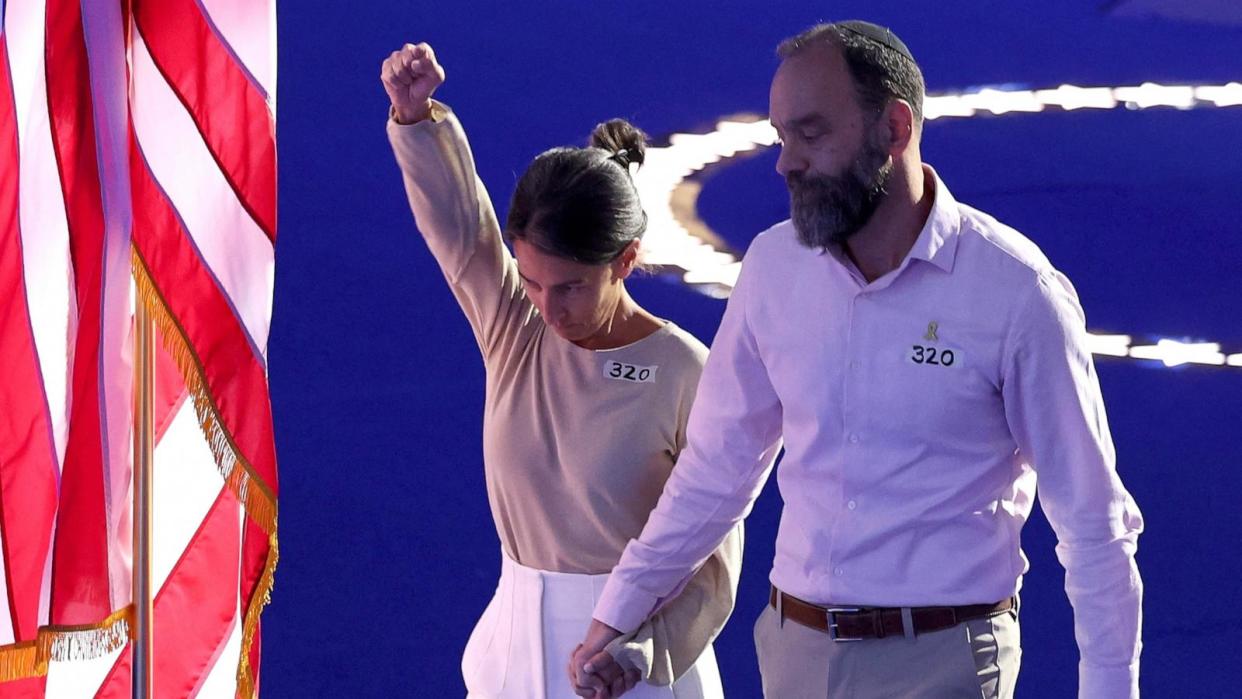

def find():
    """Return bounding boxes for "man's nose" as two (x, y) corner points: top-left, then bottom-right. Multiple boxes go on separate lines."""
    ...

(775, 144), (806, 179)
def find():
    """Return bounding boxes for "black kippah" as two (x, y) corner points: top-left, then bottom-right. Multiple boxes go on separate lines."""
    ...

(834, 20), (915, 63)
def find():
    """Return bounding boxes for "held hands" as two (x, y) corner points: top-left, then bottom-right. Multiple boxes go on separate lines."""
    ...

(567, 620), (639, 698)
(380, 42), (445, 124)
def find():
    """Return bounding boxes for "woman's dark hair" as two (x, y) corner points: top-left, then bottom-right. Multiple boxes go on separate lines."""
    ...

(505, 119), (648, 265)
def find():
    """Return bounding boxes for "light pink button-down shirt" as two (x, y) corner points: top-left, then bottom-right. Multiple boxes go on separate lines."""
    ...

(595, 168), (1143, 697)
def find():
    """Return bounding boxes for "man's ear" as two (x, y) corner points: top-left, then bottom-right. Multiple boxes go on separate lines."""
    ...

(881, 98), (916, 155)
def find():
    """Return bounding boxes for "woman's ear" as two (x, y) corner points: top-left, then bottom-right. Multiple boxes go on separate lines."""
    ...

(613, 239), (641, 281)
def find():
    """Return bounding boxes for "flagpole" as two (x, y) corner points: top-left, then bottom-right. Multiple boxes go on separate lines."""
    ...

(132, 295), (154, 699)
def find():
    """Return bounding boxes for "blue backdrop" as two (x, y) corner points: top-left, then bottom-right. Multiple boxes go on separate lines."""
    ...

(266, 2), (1242, 696)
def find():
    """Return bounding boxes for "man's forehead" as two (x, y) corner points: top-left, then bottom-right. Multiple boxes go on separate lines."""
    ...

(770, 52), (857, 121)
(772, 44), (849, 93)
(778, 39), (845, 71)
(771, 112), (830, 129)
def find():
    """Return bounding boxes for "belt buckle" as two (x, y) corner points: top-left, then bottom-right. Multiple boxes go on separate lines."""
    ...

(825, 607), (862, 642)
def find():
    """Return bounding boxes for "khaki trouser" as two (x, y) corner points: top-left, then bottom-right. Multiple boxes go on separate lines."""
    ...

(753, 602), (1021, 698)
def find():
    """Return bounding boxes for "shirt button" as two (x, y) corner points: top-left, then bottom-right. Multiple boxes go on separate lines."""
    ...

(847, 500), (857, 510)
(848, 433), (860, 444)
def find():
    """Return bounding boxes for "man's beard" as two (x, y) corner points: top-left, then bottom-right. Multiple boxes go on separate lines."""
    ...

(787, 133), (893, 250)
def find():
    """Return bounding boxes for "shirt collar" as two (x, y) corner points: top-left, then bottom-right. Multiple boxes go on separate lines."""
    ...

(906, 165), (961, 274)
(822, 164), (962, 278)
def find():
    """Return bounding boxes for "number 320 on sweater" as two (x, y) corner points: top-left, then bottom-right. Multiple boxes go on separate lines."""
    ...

(604, 361), (658, 383)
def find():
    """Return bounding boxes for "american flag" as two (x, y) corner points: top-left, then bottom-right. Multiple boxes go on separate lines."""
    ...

(0, 0), (279, 696)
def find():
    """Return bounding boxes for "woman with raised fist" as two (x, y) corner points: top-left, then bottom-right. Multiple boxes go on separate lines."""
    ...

(381, 42), (739, 699)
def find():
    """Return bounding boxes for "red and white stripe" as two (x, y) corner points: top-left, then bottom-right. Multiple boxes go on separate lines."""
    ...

(1, 4), (61, 696)
(1, 0), (279, 696)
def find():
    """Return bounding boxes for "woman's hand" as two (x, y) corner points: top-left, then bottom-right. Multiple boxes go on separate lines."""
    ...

(568, 620), (638, 698)
(380, 42), (445, 124)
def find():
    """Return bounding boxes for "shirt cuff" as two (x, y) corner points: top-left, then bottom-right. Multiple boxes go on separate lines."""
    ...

(1079, 661), (1139, 699)
(387, 99), (449, 126)
(593, 574), (660, 634)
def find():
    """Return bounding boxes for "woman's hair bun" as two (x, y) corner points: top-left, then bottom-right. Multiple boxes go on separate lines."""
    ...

(589, 118), (647, 170)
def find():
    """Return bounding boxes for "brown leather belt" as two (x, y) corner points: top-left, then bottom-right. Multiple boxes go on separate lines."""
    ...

(769, 586), (1014, 641)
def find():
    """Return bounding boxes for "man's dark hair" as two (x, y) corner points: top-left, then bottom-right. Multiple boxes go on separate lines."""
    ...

(777, 21), (926, 128)
(506, 119), (649, 265)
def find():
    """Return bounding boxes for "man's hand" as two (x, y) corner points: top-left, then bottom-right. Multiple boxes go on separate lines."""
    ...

(380, 42), (445, 124)
(567, 620), (640, 698)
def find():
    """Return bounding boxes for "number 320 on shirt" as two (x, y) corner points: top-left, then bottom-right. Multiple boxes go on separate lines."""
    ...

(910, 344), (960, 367)
(603, 361), (658, 383)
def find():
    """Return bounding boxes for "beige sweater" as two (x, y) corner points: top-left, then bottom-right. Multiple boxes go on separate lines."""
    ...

(388, 102), (741, 685)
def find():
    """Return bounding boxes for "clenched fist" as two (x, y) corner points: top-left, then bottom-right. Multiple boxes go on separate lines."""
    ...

(380, 43), (445, 124)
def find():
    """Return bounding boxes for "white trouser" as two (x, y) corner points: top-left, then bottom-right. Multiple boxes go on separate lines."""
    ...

(462, 552), (723, 698)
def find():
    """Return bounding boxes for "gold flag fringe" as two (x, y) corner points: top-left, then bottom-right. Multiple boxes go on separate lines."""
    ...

(40, 605), (133, 662)
(237, 539), (278, 698)
(131, 245), (278, 699)
(0, 605), (134, 682)
(0, 641), (41, 682)
(131, 247), (277, 535)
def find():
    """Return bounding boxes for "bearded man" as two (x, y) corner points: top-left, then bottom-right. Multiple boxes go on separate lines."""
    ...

(569, 20), (1144, 699)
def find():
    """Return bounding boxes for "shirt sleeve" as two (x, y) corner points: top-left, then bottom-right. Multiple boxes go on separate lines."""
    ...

(604, 524), (742, 685)
(593, 244), (784, 633)
(1001, 270), (1144, 699)
(387, 101), (534, 360)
